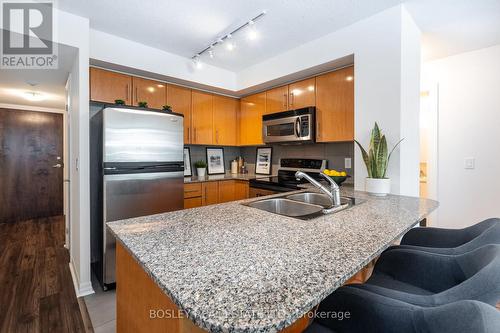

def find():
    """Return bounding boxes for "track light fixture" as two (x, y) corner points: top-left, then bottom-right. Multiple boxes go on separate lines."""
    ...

(191, 10), (266, 68)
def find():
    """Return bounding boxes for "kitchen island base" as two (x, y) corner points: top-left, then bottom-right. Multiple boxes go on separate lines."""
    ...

(116, 243), (310, 333)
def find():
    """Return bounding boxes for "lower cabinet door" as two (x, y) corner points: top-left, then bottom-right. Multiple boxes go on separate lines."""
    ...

(218, 180), (236, 203)
(202, 182), (219, 206)
(234, 181), (249, 200)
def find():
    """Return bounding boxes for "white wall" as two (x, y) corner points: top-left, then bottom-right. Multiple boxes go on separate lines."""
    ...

(238, 5), (421, 196)
(55, 9), (93, 296)
(423, 44), (500, 228)
(90, 29), (237, 91)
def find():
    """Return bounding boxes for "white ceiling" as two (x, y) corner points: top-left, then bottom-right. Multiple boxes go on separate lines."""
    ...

(58, 0), (403, 71)
(405, 0), (500, 61)
(57, 0), (500, 71)
(2, 0), (499, 109)
(0, 42), (76, 109)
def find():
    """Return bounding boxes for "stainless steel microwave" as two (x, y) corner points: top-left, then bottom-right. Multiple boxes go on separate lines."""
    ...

(262, 107), (315, 143)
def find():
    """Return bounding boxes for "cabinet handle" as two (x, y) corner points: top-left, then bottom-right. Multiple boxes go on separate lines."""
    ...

(135, 87), (138, 103)
(187, 127), (190, 142)
(283, 93), (287, 108)
(290, 92), (294, 106)
(125, 84), (129, 101)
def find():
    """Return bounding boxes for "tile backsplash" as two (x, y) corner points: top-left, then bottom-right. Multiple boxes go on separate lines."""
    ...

(187, 142), (354, 182)
(240, 142), (354, 182)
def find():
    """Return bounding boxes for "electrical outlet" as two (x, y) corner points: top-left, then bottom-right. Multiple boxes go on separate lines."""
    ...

(345, 157), (352, 169)
(464, 157), (475, 169)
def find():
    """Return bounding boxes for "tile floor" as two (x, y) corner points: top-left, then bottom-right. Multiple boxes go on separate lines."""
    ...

(84, 276), (116, 333)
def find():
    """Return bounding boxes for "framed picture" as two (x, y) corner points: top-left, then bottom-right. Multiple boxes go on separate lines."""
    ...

(255, 147), (273, 175)
(206, 148), (225, 175)
(183, 147), (192, 177)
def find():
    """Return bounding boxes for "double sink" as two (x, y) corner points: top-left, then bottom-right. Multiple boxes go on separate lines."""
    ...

(244, 192), (357, 220)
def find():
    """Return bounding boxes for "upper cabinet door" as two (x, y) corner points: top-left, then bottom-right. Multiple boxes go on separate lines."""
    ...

(239, 92), (266, 146)
(265, 85), (288, 114)
(90, 67), (132, 104)
(316, 66), (354, 142)
(213, 95), (238, 146)
(191, 91), (213, 145)
(288, 77), (316, 110)
(167, 85), (192, 144)
(132, 77), (166, 109)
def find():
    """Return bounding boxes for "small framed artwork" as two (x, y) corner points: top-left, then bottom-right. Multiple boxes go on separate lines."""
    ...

(206, 147), (225, 175)
(255, 147), (273, 175)
(183, 147), (192, 177)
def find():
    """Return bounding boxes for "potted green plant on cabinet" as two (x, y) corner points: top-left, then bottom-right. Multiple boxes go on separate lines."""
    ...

(194, 160), (207, 177)
(355, 123), (403, 196)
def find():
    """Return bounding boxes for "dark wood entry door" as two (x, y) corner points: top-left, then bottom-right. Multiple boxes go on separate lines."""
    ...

(0, 108), (63, 223)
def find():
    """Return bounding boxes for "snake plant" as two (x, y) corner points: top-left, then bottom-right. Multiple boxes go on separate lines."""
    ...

(355, 123), (403, 179)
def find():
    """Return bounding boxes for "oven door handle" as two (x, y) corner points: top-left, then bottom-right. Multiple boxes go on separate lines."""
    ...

(295, 117), (302, 137)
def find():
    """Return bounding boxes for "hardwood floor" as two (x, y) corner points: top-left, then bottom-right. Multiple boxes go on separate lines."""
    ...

(0, 216), (87, 333)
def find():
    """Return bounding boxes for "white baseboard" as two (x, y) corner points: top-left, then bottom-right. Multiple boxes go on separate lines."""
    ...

(69, 260), (95, 297)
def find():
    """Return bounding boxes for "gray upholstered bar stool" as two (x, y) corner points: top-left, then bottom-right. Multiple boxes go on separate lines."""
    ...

(349, 244), (500, 307)
(392, 218), (500, 254)
(304, 286), (500, 333)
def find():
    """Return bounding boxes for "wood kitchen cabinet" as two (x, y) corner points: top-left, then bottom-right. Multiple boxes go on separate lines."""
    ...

(265, 78), (315, 114)
(288, 77), (316, 110)
(132, 77), (166, 109)
(184, 180), (249, 208)
(90, 67), (132, 104)
(192, 91), (213, 145)
(167, 84), (192, 144)
(265, 85), (289, 114)
(202, 182), (218, 206)
(218, 180), (249, 203)
(184, 183), (203, 209)
(239, 92), (266, 146)
(316, 66), (354, 142)
(213, 95), (238, 146)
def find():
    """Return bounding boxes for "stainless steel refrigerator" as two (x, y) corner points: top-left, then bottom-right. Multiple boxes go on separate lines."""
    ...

(90, 106), (184, 290)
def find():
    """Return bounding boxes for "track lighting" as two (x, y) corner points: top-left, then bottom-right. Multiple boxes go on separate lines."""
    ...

(191, 10), (266, 67)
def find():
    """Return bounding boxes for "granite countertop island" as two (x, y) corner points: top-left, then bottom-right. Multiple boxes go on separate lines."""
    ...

(108, 188), (438, 333)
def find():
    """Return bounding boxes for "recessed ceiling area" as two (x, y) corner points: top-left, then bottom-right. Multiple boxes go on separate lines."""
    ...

(58, 0), (403, 71)
(0, 42), (77, 109)
(58, 0), (500, 72)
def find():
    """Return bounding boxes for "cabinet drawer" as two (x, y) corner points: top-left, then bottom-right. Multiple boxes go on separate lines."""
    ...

(184, 197), (202, 209)
(184, 183), (202, 198)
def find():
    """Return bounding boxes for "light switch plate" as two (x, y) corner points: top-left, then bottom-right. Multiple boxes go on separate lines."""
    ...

(345, 157), (352, 169)
(464, 157), (475, 169)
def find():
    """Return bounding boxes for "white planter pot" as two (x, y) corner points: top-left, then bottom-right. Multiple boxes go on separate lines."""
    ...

(197, 168), (206, 177)
(365, 178), (391, 196)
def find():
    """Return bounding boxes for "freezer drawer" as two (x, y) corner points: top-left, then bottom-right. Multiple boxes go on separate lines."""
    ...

(103, 171), (183, 285)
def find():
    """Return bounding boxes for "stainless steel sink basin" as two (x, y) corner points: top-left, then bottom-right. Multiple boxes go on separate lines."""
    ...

(286, 192), (352, 208)
(246, 198), (323, 218)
